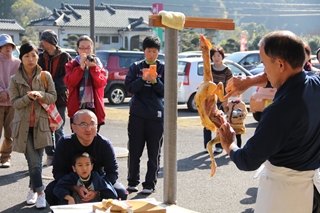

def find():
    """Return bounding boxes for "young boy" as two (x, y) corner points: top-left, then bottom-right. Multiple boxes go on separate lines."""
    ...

(125, 36), (164, 194)
(53, 152), (118, 204)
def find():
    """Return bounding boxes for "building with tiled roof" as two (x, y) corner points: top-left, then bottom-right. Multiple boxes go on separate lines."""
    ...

(0, 19), (25, 44)
(29, 3), (157, 50)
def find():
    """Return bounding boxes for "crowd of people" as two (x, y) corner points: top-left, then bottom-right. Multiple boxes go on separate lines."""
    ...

(1, 29), (320, 212)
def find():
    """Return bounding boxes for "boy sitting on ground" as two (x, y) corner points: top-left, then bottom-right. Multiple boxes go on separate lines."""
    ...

(53, 152), (118, 204)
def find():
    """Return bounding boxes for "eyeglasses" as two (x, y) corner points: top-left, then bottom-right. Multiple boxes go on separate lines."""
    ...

(78, 47), (92, 50)
(73, 123), (97, 128)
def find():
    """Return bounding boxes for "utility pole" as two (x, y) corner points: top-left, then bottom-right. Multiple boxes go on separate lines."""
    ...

(90, 0), (95, 53)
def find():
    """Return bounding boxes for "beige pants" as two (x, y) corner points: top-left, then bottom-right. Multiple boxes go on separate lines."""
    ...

(0, 106), (14, 162)
(255, 161), (315, 213)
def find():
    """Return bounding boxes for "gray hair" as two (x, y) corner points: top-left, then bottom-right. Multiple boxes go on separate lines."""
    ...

(258, 30), (305, 69)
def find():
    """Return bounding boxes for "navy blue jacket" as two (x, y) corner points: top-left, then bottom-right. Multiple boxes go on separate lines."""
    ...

(53, 171), (118, 201)
(231, 71), (320, 171)
(125, 59), (164, 121)
(52, 134), (119, 184)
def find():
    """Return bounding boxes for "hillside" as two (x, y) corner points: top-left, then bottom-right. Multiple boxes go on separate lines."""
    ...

(35, 0), (320, 35)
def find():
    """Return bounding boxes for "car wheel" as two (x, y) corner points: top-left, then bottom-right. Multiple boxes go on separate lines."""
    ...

(107, 86), (126, 105)
(253, 112), (262, 122)
(187, 93), (197, 112)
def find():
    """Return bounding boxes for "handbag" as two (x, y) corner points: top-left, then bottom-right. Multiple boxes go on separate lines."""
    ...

(39, 71), (63, 131)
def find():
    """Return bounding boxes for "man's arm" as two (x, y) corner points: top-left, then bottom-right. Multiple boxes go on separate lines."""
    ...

(224, 72), (268, 99)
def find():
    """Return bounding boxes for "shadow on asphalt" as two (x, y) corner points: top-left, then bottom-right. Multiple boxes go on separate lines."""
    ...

(240, 187), (257, 205)
(1, 201), (51, 213)
(156, 151), (231, 178)
(0, 170), (28, 187)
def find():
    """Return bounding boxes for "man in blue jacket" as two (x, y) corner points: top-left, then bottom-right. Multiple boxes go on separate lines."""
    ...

(219, 30), (320, 213)
(125, 36), (164, 194)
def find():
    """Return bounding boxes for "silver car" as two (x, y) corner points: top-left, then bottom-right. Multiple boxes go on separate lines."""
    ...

(177, 57), (255, 112)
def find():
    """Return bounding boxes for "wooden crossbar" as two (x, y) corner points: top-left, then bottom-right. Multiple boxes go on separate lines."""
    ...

(149, 15), (235, 30)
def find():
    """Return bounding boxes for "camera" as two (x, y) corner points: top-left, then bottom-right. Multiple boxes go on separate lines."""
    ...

(86, 55), (94, 63)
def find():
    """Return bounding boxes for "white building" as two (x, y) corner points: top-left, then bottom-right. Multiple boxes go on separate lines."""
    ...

(29, 3), (157, 50)
(0, 19), (25, 45)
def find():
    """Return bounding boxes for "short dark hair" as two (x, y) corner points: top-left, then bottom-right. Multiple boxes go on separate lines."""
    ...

(72, 152), (93, 166)
(210, 46), (225, 61)
(142, 36), (161, 51)
(258, 31), (305, 69)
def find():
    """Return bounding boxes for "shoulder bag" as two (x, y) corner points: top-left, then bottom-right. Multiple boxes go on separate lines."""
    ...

(39, 71), (63, 131)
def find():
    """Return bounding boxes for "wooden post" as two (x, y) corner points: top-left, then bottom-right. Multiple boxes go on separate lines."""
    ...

(163, 27), (178, 205)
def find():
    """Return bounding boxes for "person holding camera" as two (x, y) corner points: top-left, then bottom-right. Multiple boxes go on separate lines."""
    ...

(64, 35), (107, 131)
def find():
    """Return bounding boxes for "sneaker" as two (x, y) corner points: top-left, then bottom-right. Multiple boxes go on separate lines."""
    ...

(43, 156), (53, 167)
(141, 188), (154, 194)
(1, 161), (10, 168)
(127, 185), (138, 192)
(36, 193), (46, 209)
(26, 190), (37, 205)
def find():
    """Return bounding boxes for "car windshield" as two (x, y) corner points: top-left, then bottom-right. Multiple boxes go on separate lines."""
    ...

(225, 52), (249, 62)
(95, 52), (110, 68)
(177, 61), (188, 75)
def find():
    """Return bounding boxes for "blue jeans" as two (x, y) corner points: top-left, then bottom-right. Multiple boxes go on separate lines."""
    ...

(45, 106), (66, 156)
(25, 128), (44, 192)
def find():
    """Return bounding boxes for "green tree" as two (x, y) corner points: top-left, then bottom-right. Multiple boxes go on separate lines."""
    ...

(10, 0), (51, 43)
(62, 34), (79, 49)
(303, 36), (320, 54)
(0, 0), (16, 19)
(179, 28), (200, 52)
(220, 38), (239, 53)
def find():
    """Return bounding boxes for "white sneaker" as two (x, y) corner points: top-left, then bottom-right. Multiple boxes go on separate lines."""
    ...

(26, 190), (37, 205)
(36, 193), (46, 208)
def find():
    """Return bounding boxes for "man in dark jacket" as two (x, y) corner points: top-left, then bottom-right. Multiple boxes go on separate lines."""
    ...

(45, 109), (127, 205)
(38, 29), (72, 166)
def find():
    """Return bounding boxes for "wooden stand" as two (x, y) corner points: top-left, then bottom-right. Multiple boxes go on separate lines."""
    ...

(149, 15), (235, 30)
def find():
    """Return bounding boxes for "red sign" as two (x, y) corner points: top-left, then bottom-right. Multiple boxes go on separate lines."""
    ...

(152, 3), (163, 15)
(240, 35), (247, 51)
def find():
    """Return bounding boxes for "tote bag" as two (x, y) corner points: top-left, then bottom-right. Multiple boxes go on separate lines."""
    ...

(39, 71), (63, 131)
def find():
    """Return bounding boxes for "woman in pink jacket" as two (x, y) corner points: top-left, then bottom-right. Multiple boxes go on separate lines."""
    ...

(0, 34), (20, 168)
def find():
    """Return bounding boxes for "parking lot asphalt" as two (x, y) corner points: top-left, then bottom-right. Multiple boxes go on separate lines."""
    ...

(0, 105), (259, 213)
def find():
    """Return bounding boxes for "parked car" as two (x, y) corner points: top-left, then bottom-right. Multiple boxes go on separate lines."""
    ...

(178, 51), (202, 58)
(177, 57), (256, 112)
(62, 48), (77, 59)
(13, 48), (19, 58)
(95, 50), (165, 105)
(249, 64), (277, 122)
(225, 50), (260, 70)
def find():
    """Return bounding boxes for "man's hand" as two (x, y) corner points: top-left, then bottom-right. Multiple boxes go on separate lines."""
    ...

(218, 122), (237, 155)
(224, 76), (249, 100)
(224, 72), (269, 100)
